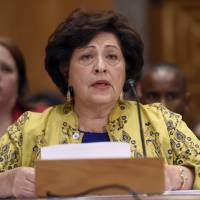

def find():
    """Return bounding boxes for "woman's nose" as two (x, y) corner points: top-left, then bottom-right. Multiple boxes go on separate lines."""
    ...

(94, 56), (107, 73)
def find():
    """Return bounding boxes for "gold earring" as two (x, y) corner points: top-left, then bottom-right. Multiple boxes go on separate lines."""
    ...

(119, 92), (124, 101)
(64, 86), (73, 113)
(66, 87), (71, 103)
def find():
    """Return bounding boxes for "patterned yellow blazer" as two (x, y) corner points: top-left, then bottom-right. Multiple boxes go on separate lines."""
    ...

(0, 100), (200, 188)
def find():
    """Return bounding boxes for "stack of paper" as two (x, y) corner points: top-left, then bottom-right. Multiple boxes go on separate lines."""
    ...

(41, 142), (131, 160)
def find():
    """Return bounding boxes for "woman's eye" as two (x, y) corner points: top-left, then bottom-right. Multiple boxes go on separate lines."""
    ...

(106, 54), (118, 60)
(79, 54), (94, 65)
(105, 54), (120, 65)
(80, 54), (93, 61)
(0, 64), (13, 73)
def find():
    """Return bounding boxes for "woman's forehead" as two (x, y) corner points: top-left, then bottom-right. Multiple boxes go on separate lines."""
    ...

(80, 32), (121, 49)
(0, 45), (15, 66)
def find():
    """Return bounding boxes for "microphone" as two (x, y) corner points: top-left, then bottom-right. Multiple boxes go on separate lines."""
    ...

(127, 79), (146, 157)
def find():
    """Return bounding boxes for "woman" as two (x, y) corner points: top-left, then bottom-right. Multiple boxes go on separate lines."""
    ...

(0, 38), (49, 137)
(0, 38), (28, 136)
(0, 9), (199, 198)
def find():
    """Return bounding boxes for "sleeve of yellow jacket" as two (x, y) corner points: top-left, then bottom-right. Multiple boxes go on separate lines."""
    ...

(160, 105), (200, 189)
(0, 112), (29, 172)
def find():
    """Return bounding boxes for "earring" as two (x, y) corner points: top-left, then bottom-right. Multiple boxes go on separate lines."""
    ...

(119, 92), (124, 101)
(66, 86), (71, 103)
(64, 86), (73, 113)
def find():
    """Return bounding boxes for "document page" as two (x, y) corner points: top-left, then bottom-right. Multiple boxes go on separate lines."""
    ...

(41, 142), (131, 160)
(163, 190), (200, 195)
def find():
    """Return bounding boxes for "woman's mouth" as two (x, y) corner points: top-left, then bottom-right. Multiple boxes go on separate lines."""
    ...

(91, 80), (111, 89)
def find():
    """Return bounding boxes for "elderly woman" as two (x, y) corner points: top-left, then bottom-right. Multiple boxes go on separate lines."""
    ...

(0, 9), (199, 198)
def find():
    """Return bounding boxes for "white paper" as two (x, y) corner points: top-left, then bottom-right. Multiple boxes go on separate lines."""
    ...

(41, 142), (131, 160)
(163, 190), (200, 195)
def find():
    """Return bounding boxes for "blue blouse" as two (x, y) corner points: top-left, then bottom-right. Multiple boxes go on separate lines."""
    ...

(82, 131), (110, 143)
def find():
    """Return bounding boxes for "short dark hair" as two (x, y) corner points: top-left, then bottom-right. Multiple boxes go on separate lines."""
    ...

(45, 8), (144, 95)
(0, 37), (28, 100)
(141, 62), (187, 92)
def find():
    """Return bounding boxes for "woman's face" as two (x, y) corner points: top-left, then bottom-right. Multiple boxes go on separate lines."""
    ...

(0, 45), (18, 110)
(67, 32), (126, 107)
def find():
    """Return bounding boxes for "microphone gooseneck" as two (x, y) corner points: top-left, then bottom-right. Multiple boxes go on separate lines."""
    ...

(127, 79), (146, 157)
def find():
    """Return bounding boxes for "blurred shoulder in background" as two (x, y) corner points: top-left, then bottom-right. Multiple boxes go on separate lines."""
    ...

(26, 90), (64, 112)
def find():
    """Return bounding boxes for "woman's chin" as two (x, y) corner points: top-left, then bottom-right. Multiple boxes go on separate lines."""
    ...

(89, 95), (117, 105)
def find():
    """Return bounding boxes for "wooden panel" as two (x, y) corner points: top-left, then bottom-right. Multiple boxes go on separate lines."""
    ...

(0, 0), (113, 95)
(149, 0), (200, 123)
(36, 158), (164, 197)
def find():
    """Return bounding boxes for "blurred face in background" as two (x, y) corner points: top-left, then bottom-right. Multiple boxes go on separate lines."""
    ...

(139, 69), (189, 116)
(0, 45), (18, 110)
(67, 32), (126, 108)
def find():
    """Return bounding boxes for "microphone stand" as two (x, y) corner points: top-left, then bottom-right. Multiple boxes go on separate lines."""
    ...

(127, 79), (147, 157)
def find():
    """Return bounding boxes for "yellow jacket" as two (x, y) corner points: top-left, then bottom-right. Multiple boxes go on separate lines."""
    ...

(0, 100), (200, 188)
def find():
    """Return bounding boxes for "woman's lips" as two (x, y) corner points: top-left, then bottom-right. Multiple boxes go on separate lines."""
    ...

(91, 80), (111, 89)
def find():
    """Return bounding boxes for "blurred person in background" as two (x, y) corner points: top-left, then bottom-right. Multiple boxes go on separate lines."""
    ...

(127, 62), (200, 140)
(191, 117), (200, 140)
(0, 37), (28, 136)
(26, 90), (64, 111)
(0, 38), (49, 137)
(138, 63), (190, 120)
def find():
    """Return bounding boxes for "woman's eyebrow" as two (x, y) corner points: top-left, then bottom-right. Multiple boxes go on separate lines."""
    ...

(105, 44), (119, 49)
(76, 46), (95, 52)
(82, 45), (95, 49)
(77, 44), (120, 51)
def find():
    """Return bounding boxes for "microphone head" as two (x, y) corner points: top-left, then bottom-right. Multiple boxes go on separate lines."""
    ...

(127, 79), (135, 88)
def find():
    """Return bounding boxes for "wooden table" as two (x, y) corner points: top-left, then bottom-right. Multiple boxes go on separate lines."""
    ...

(33, 193), (200, 200)
(61, 194), (199, 200)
